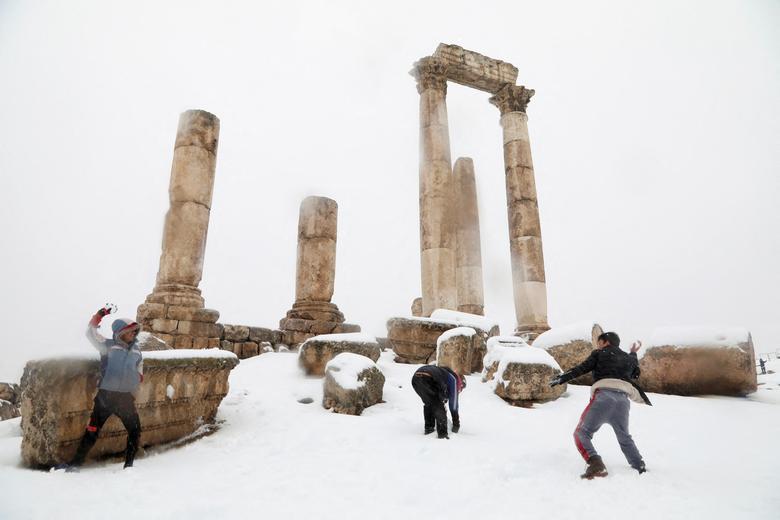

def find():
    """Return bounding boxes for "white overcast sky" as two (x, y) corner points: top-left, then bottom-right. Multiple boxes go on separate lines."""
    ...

(0, 0), (777, 380)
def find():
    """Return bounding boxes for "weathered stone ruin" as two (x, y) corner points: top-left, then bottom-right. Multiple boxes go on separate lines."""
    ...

(20, 350), (238, 468)
(322, 353), (385, 415)
(534, 322), (602, 386)
(279, 196), (361, 348)
(411, 44), (550, 341)
(482, 336), (565, 406)
(639, 327), (757, 396)
(0, 382), (21, 421)
(137, 110), (223, 349)
(436, 327), (487, 375)
(388, 310), (498, 364)
(219, 325), (279, 359)
(299, 333), (381, 376)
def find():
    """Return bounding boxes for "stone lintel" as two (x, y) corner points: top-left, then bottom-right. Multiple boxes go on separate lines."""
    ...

(433, 43), (519, 94)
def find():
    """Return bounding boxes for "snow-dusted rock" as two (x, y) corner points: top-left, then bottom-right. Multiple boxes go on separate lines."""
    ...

(482, 338), (565, 405)
(0, 400), (20, 421)
(322, 353), (385, 415)
(0, 382), (19, 404)
(299, 333), (381, 376)
(639, 327), (757, 396)
(19, 349), (239, 468)
(436, 327), (485, 375)
(137, 331), (172, 351)
(533, 321), (602, 386)
(387, 310), (498, 364)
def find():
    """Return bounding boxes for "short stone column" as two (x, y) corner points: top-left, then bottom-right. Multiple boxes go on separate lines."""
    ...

(412, 56), (457, 317)
(279, 196), (360, 347)
(136, 110), (222, 349)
(489, 85), (550, 340)
(454, 157), (485, 316)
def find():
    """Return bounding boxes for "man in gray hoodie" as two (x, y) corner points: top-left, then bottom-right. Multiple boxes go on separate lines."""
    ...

(67, 306), (144, 469)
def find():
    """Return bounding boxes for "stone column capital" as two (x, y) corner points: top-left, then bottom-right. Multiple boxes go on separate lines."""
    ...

(489, 84), (535, 115)
(411, 56), (449, 95)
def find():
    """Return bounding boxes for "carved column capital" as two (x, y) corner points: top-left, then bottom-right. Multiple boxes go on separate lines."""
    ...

(489, 84), (535, 114)
(411, 56), (449, 94)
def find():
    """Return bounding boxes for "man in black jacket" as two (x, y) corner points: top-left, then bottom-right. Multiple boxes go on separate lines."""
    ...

(550, 331), (650, 479)
(411, 365), (465, 439)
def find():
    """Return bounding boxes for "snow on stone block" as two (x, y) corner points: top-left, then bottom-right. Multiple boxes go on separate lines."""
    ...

(533, 321), (602, 386)
(482, 344), (564, 406)
(639, 326), (757, 396)
(298, 333), (381, 376)
(388, 314), (498, 365)
(436, 327), (478, 375)
(429, 309), (500, 336)
(19, 353), (239, 468)
(322, 353), (385, 415)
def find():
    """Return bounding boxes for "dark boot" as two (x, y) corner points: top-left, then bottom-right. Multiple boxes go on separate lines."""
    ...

(581, 455), (608, 479)
(424, 427), (435, 435)
(635, 461), (647, 474)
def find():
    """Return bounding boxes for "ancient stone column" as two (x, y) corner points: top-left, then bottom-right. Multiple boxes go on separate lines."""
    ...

(137, 110), (222, 349)
(454, 157), (485, 316)
(412, 56), (457, 317)
(489, 85), (550, 340)
(279, 196), (360, 347)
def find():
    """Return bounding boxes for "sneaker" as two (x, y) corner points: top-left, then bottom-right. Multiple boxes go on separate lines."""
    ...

(636, 462), (646, 474)
(581, 455), (608, 479)
(451, 424), (460, 434)
(437, 432), (449, 439)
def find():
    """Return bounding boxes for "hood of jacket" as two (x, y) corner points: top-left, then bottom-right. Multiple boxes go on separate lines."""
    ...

(111, 318), (140, 345)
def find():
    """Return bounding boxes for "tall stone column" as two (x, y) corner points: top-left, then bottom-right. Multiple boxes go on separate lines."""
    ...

(412, 56), (457, 317)
(279, 196), (360, 348)
(454, 157), (485, 316)
(137, 110), (223, 349)
(489, 85), (550, 340)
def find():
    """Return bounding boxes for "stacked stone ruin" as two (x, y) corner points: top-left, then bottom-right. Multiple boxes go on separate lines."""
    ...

(412, 44), (550, 341)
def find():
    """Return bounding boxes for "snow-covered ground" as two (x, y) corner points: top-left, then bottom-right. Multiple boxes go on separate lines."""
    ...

(0, 354), (778, 519)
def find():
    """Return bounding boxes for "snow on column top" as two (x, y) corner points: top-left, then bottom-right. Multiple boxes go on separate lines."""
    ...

(306, 332), (378, 344)
(483, 342), (562, 376)
(486, 336), (530, 351)
(532, 321), (600, 350)
(325, 353), (379, 390)
(437, 327), (477, 348)
(429, 309), (499, 331)
(648, 326), (752, 349)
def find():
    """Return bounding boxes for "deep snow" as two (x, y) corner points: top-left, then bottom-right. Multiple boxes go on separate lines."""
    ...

(0, 353), (778, 519)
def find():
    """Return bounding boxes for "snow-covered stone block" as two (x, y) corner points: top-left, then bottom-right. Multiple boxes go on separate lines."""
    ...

(436, 327), (485, 375)
(533, 321), (602, 386)
(482, 337), (565, 405)
(322, 353), (385, 415)
(298, 333), (381, 376)
(19, 349), (239, 468)
(387, 310), (498, 365)
(639, 327), (757, 396)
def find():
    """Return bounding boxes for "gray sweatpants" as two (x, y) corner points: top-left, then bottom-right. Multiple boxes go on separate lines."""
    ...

(574, 388), (644, 469)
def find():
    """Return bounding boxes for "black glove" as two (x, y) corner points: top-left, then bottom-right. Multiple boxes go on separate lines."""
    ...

(549, 376), (563, 387)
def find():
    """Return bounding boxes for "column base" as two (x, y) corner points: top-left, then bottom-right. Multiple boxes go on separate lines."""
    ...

(137, 286), (221, 350)
(144, 283), (205, 308)
(278, 301), (360, 349)
(457, 304), (485, 316)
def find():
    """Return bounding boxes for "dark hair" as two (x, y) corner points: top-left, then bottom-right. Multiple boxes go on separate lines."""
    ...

(598, 331), (620, 347)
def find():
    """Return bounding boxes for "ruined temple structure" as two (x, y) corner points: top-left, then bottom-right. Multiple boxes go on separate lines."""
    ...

(278, 196), (360, 348)
(411, 44), (550, 341)
(136, 110), (224, 348)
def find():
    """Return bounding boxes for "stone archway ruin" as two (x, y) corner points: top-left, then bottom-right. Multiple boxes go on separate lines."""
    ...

(411, 44), (550, 340)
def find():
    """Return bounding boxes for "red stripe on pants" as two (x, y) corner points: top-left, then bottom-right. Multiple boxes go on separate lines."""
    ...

(574, 391), (598, 461)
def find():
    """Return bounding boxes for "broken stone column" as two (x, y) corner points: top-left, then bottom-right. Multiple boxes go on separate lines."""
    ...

(279, 196), (360, 347)
(454, 157), (485, 316)
(137, 110), (222, 349)
(412, 56), (457, 317)
(489, 85), (550, 341)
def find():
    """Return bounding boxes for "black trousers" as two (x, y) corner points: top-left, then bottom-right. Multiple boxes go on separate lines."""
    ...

(71, 389), (141, 467)
(412, 374), (448, 436)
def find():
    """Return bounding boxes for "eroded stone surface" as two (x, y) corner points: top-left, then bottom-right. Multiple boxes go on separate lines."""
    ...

(299, 336), (381, 376)
(433, 43), (519, 94)
(535, 323), (603, 386)
(322, 355), (385, 416)
(19, 352), (238, 468)
(482, 342), (564, 405)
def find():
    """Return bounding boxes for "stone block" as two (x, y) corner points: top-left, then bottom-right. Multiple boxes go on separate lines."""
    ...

(0, 400), (20, 421)
(249, 327), (274, 343)
(207, 338), (221, 349)
(19, 351), (238, 467)
(280, 318), (312, 333)
(137, 332), (172, 351)
(322, 353), (385, 416)
(220, 340), (234, 351)
(433, 43), (519, 93)
(387, 317), (457, 364)
(638, 328), (757, 396)
(436, 328), (475, 375)
(299, 335), (381, 376)
(174, 335), (194, 349)
(534, 322), (602, 386)
(482, 340), (565, 405)
(166, 306), (219, 323)
(232, 342), (244, 358)
(136, 303), (166, 321)
(0, 382), (20, 404)
(192, 337), (209, 349)
(222, 325), (249, 342)
(154, 333), (175, 347)
(242, 342), (260, 358)
(150, 318), (179, 334)
(176, 320), (222, 338)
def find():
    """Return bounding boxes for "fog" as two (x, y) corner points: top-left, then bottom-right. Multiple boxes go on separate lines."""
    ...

(0, 0), (777, 381)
